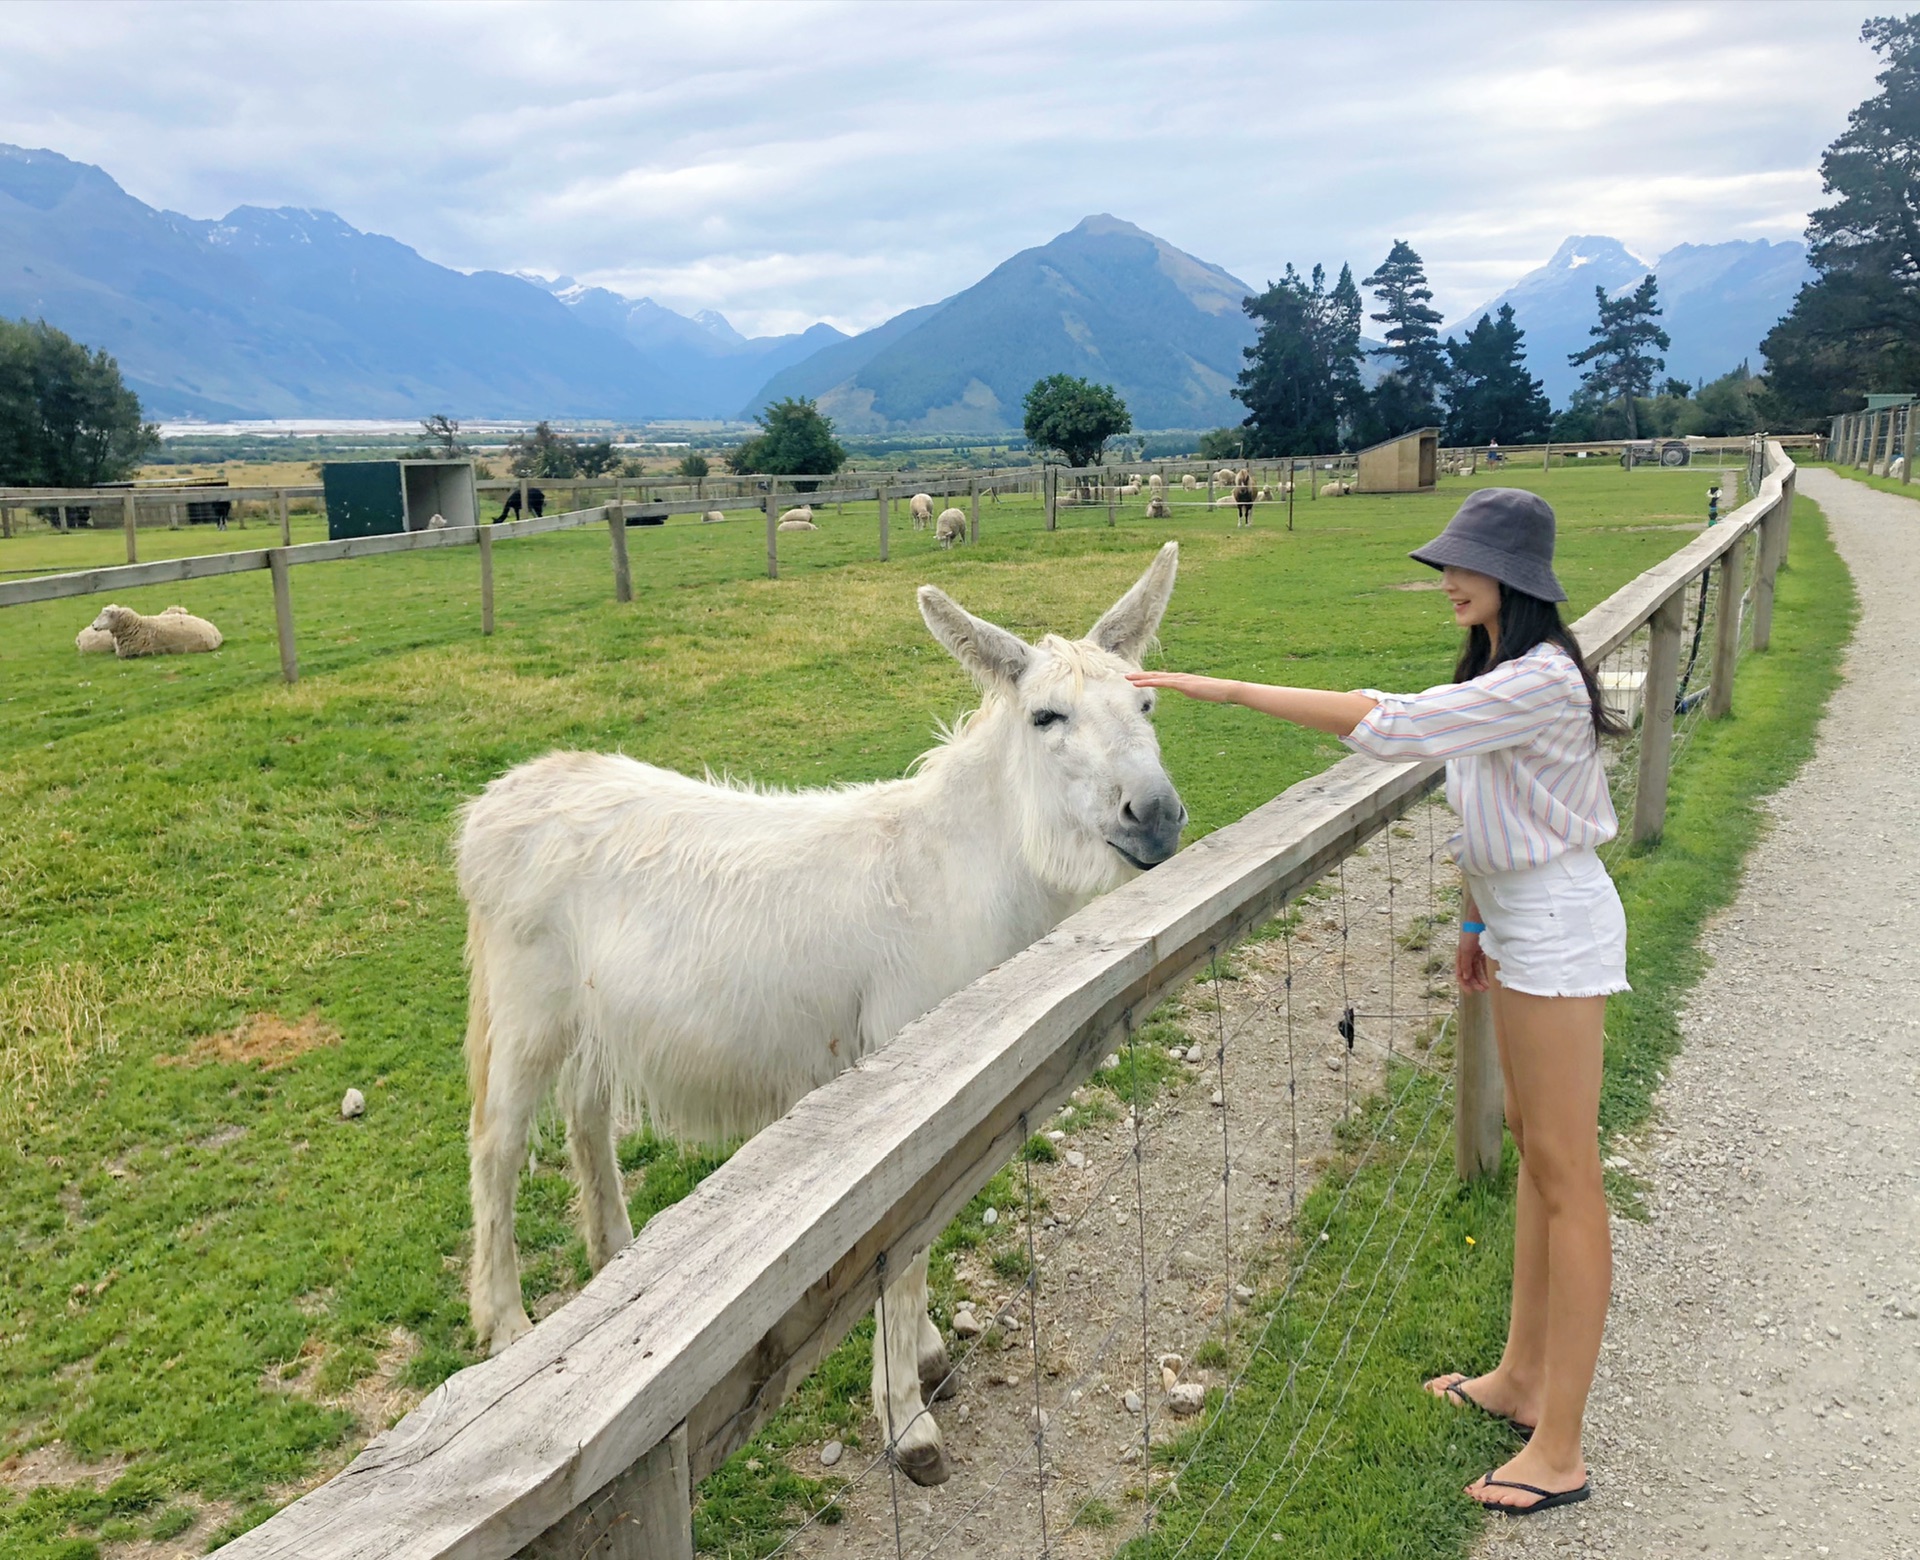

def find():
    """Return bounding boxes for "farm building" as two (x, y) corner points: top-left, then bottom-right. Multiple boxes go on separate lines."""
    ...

(1355, 427), (1438, 494)
(321, 459), (477, 540)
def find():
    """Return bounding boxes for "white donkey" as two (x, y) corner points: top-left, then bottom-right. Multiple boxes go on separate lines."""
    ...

(455, 543), (1186, 1485)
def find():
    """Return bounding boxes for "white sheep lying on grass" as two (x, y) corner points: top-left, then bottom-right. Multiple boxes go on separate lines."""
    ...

(87, 603), (222, 658)
(1181, 473), (1198, 490)
(910, 494), (935, 530)
(74, 603), (188, 653)
(1213, 469), (1236, 487)
(1257, 488), (1271, 502)
(777, 516), (818, 532)
(1146, 497), (1172, 518)
(704, 509), (727, 524)
(1214, 495), (1235, 508)
(1148, 473), (1165, 495)
(935, 507), (967, 547)
(778, 505), (815, 527)
(1320, 478), (1353, 498)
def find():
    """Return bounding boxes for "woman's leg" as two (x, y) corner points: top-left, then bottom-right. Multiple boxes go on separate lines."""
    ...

(1468, 986), (1610, 1508)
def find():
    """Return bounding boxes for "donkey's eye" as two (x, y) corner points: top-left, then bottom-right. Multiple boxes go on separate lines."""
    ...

(1140, 698), (1154, 715)
(1031, 709), (1066, 730)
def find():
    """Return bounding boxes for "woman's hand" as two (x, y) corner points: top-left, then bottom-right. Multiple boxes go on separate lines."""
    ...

(1456, 930), (1490, 993)
(1125, 671), (1242, 704)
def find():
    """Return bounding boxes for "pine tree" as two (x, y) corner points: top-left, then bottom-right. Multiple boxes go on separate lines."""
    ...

(1763, 17), (1920, 422)
(1362, 240), (1448, 434)
(1443, 305), (1553, 445)
(1569, 276), (1670, 439)
(1232, 262), (1368, 455)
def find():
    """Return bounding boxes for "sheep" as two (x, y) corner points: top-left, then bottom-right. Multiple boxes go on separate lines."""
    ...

(1148, 473), (1165, 495)
(910, 493), (935, 530)
(778, 505), (814, 527)
(426, 512), (449, 530)
(1214, 495), (1235, 508)
(777, 517), (818, 532)
(1119, 481), (1141, 496)
(935, 507), (967, 548)
(88, 603), (222, 658)
(703, 509), (727, 524)
(1257, 488), (1271, 502)
(74, 602), (188, 653)
(1895, 456), (1908, 481)
(1213, 469), (1236, 488)
(1146, 497), (1172, 518)
(1182, 473), (1198, 490)
(1319, 478), (1353, 498)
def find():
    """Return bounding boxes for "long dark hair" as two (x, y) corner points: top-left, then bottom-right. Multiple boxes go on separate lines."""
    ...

(1454, 587), (1627, 739)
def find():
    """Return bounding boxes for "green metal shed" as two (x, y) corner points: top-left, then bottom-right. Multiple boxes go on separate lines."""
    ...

(321, 460), (478, 540)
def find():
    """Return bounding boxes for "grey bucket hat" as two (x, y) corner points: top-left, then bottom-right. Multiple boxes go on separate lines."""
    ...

(1410, 487), (1566, 603)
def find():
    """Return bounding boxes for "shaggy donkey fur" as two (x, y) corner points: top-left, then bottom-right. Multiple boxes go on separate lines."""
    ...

(455, 544), (1186, 1485)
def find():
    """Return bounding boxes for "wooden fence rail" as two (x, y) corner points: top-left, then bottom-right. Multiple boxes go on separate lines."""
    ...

(209, 441), (1797, 1559)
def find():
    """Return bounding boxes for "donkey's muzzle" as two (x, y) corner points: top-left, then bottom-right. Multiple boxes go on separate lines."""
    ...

(1110, 788), (1187, 868)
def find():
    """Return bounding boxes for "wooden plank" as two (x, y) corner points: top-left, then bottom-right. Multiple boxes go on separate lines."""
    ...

(0, 547), (271, 608)
(0, 485), (322, 503)
(1453, 987), (1501, 1179)
(519, 1424), (690, 1560)
(1706, 525), (1747, 719)
(1631, 590), (1684, 844)
(213, 751), (1439, 1560)
(268, 549), (298, 685)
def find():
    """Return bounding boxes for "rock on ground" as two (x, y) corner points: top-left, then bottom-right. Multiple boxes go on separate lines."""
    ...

(1483, 468), (1920, 1558)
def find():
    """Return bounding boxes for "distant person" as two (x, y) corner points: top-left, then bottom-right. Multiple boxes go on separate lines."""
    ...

(1487, 440), (1503, 467)
(493, 486), (548, 523)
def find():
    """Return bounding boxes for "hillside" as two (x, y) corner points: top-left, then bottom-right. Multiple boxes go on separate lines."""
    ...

(746, 216), (1258, 432)
(1448, 235), (1809, 401)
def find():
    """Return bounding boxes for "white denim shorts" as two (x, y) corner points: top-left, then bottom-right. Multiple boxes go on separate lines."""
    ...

(1468, 848), (1630, 999)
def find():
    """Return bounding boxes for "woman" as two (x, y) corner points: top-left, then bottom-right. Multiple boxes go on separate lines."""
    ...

(1233, 467), (1256, 526)
(1128, 488), (1626, 1516)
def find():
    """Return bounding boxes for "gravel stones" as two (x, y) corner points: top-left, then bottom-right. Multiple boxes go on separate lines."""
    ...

(819, 1440), (843, 1468)
(340, 1088), (365, 1119)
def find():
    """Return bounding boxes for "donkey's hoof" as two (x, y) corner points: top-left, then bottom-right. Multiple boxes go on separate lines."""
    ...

(920, 1345), (957, 1403)
(480, 1308), (533, 1358)
(894, 1438), (951, 1487)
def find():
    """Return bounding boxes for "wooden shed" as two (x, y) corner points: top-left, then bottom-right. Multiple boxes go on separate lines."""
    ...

(321, 460), (477, 541)
(1355, 427), (1439, 494)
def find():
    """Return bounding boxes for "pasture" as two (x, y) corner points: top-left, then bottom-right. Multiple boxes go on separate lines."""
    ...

(0, 469), (1731, 1554)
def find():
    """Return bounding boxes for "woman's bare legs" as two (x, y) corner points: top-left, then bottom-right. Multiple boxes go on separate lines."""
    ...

(1464, 980), (1611, 1508)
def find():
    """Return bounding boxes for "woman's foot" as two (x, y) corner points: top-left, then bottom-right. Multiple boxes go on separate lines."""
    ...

(1466, 1445), (1589, 1512)
(1424, 1370), (1540, 1436)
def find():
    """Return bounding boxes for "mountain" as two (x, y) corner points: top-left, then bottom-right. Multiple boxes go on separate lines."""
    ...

(519, 275), (847, 419)
(745, 215), (1258, 432)
(1447, 235), (1811, 403)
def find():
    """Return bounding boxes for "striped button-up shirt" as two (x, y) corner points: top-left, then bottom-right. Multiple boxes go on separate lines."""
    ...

(1341, 642), (1617, 874)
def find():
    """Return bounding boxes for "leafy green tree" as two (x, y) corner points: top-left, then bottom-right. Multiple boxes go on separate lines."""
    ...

(1021, 375), (1131, 468)
(1660, 378), (1693, 401)
(1443, 305), (1553, 446)
(0, 318), (157, 486)
(574, 438), (618, 477)
(1569, 275), (1670, 438)
(1233, 262), (1368, 455)
(1196, 427), (1248, 461)
(1763, 17), (1920, 423)
(1362, 240), (1449, 433)
(506, 421), (581, 479)
(678, 453), (710, 481)
(732, 398), (847, 488)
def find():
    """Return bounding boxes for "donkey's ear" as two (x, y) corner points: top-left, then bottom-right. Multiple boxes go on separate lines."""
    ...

(1088, 541), (1179, 662)
(918, 585), (1033, 688)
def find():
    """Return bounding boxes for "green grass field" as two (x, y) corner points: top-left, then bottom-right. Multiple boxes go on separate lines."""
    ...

(0, 467), (1818, 1556)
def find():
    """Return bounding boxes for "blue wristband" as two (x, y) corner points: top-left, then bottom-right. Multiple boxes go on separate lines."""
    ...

(1461, 920), (1486, 935)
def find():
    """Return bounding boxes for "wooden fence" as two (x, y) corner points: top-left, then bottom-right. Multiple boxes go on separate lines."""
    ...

(1828, 404), (1910, 481)
(203, 440), (1797, 1558)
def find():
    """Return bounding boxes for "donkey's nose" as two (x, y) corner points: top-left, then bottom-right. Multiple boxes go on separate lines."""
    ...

(1115, 787), (1187, 866)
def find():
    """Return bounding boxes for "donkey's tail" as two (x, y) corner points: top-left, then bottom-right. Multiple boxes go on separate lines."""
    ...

(465, 905), (494, 1130)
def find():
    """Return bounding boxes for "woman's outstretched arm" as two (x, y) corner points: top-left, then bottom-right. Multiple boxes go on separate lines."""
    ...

(1125, 671), (1378, 737)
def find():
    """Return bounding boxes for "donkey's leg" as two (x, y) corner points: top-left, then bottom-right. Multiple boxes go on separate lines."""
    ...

(468, 1053), (544, 1356)
(872, 1249), (948, 1486)
(913, 1249), (957, 1403)
(564, 1062), (633, 1272)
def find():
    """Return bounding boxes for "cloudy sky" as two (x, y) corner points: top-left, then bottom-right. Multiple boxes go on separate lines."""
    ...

(1, 0), (1881, 338)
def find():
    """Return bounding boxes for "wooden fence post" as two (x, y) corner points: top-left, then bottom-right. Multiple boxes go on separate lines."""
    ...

(1044, 466), (1057, 531)
(519, 477), (529, 518)
(1454, 983), (1502, 1180)
(1106, 468), (1116, 528)
(122, 492), (138, 565)
(478, 523), (495, 636)
(969, 477), (980, 543)
(268, 548), (298, 684)
(606, 502), (633, 603)
(1750, 491), (1789, 652)
(524, 1422), (693, 1560)
(877, 481), (889, 562)
(278, 491), (292, 545)
(765, 491), (779, 580)
(0, 505), (11, 539)
(1707, 532), (1747, 719)
(1632, 589), (1684, 843)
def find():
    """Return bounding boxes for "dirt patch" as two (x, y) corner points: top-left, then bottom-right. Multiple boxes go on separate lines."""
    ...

(1386, 579), (1445, 591)
(158, 1012), (340, 1071)
(267, 1327), (424, 1431)
(0, 1439), (129, 1493)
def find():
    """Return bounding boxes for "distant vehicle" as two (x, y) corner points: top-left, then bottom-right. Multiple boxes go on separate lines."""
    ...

(1621, 439), (1691, 468)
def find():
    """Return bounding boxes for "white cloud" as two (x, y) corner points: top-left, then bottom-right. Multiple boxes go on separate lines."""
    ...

(0, 0), (1883, 335)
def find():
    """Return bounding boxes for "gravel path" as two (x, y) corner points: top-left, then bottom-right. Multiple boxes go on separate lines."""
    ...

(1483, 468), (1920, 1560)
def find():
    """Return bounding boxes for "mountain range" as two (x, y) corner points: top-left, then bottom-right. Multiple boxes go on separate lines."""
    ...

(1, 142), (1813, 427)
(1447, 235), (1811, 403)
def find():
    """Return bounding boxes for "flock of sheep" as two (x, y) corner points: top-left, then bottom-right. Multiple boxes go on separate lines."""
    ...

(774, 494), (969, 548)
(75, 603), (223, 657)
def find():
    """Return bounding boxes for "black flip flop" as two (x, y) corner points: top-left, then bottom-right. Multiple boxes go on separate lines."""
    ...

(1471, 1475), (1591, 1516)
(1431, 1374), (1536, 1440)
